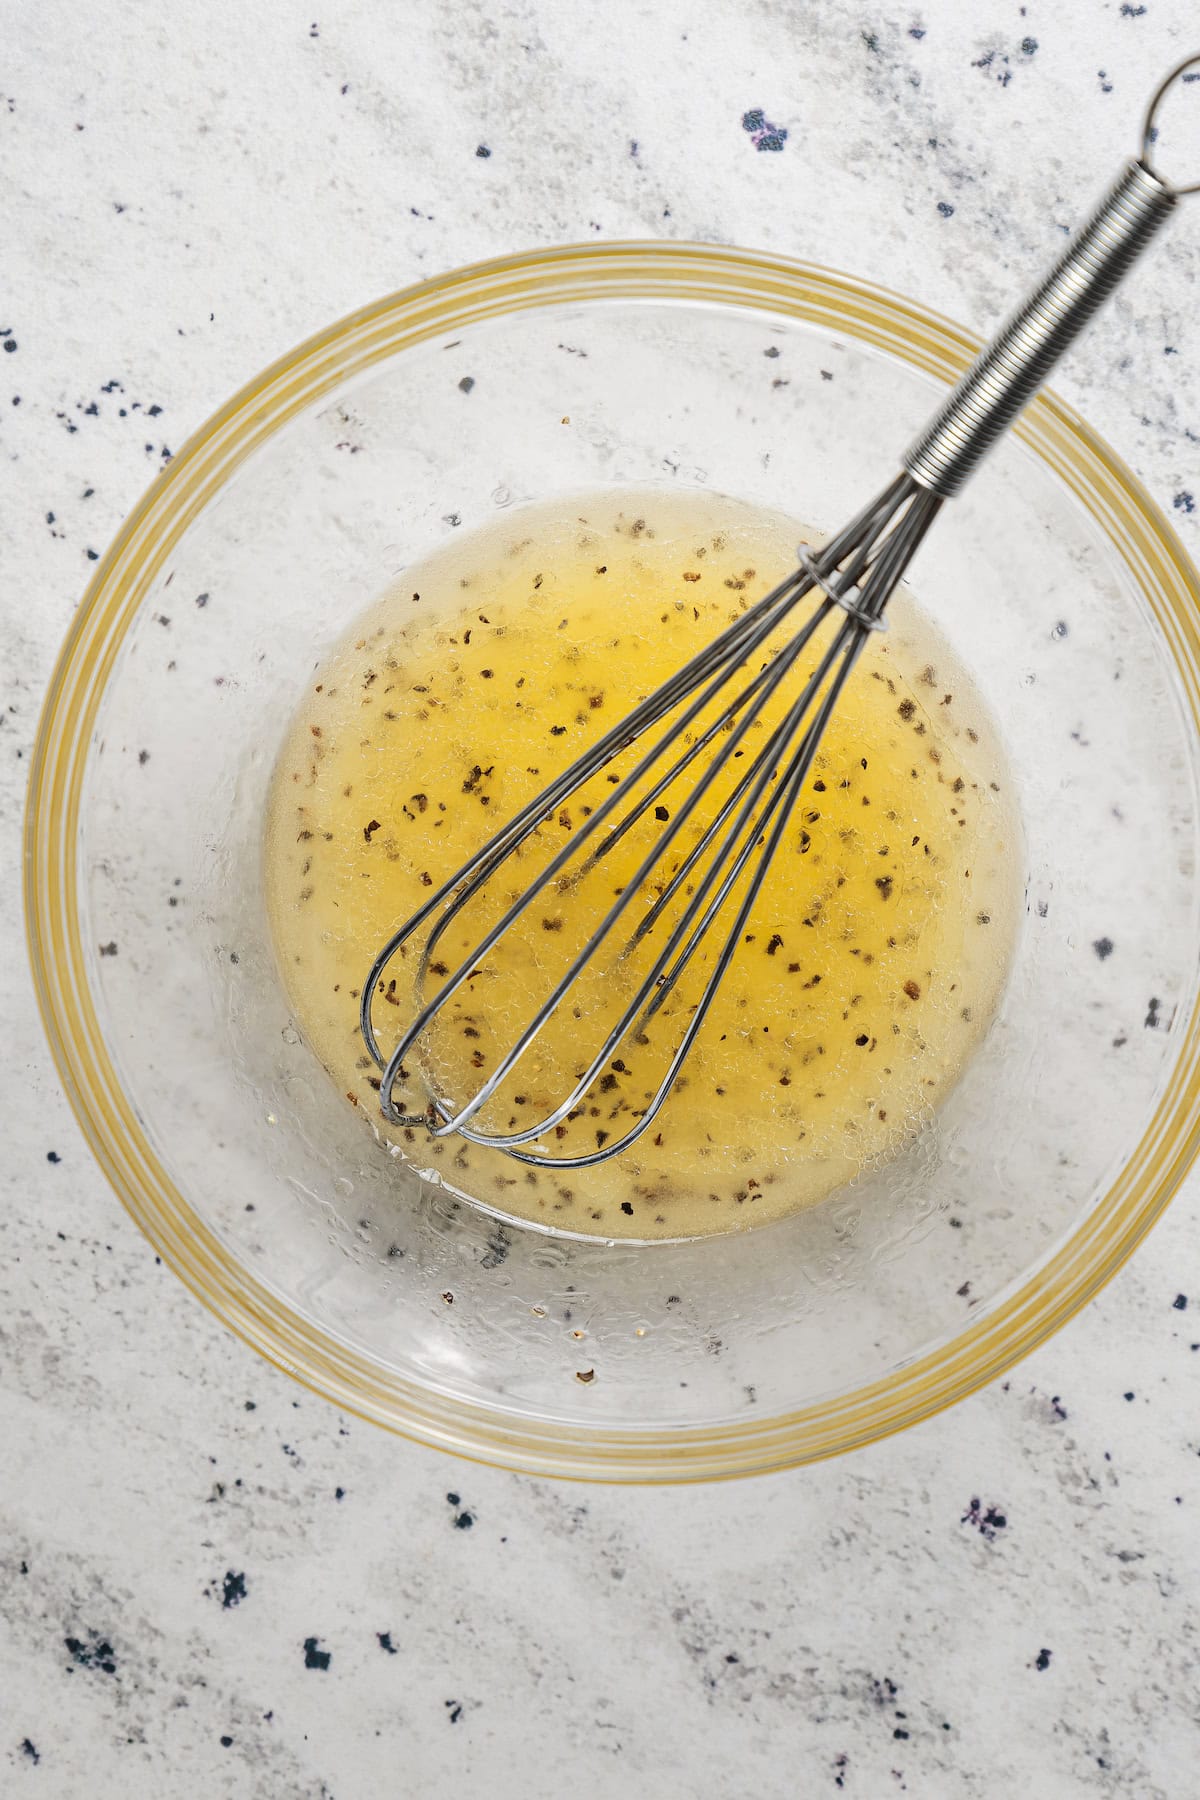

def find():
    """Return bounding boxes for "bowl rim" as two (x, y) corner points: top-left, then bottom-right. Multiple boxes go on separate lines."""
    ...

(24, 239), (1200, 1482)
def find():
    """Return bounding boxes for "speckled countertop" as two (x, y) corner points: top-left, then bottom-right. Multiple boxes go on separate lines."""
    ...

(3, 3), (1200, 1794)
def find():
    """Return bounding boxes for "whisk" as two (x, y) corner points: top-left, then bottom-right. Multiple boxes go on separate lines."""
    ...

(362, 56), (1199, 1169)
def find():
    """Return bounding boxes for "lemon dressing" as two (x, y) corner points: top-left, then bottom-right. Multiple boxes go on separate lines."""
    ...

(266, 492), (1019, 1239)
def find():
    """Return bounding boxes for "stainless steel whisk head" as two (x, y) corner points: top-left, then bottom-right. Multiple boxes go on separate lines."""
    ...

(361, 57), (1198, 1168)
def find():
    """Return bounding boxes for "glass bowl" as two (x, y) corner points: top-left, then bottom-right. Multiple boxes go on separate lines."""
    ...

(25, 244), (1200, 1482)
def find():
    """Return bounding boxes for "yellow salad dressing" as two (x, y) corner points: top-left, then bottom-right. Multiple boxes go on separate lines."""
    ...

(265, 491), (1019, 1239)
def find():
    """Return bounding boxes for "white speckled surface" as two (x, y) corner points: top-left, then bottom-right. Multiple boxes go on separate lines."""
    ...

(3, 3), (1200, 1794)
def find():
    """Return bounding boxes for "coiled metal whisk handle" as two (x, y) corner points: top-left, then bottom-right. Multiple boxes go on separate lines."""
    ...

(905, 55), (1199, 497)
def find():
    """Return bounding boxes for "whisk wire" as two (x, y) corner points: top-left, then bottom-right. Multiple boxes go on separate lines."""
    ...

(522, 491), (946, 1169)
(376, 572), (816, 1101)
(360, 561), (814, 1074)
(448, 605), (857, 1153)
(365, 474), (944, 1157)
(362, 476), (920, 1081)
(418, 584), (835, 1143)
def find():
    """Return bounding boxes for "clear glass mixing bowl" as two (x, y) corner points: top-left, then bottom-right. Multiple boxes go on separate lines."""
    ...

(25, 244), (1200, 1480)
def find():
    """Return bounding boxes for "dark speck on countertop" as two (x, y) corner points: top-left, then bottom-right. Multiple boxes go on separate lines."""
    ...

(303, 1636), (331, 1670)
(64, 1630), (118, 1675)
(1093, 937), (1114, 960)
(961, 1497), (1008, 1540)
(221, 1570), (247, 1609)
(741, 108), (788, 152)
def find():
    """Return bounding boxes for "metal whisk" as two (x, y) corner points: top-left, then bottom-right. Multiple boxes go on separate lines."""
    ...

(362, 56), (1198, 1169)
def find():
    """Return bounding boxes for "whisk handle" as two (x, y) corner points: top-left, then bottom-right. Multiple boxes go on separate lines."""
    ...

(903, 158), (1175, 497)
